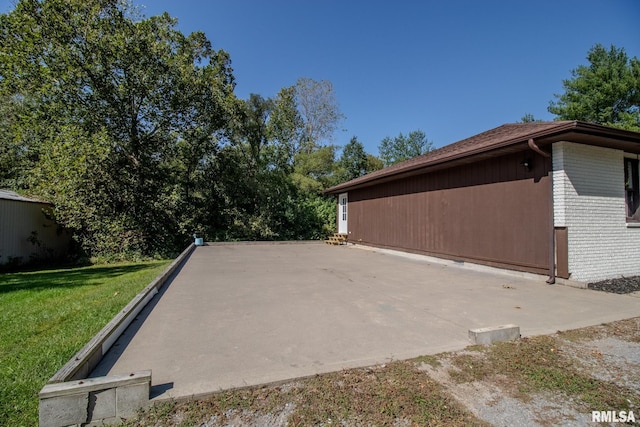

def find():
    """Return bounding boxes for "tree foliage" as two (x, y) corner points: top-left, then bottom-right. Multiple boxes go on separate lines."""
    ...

(338, 136), (368, 181)
(378, 130), (433, 166)
(0, 94), (29, 189)
(0, 0), (236, 257)
(548, 44), (640, 131)
(267, 86), (303, 170)
(0, 1), (374, 260)
(218, 91), (336, 241)
(366, 154), (384, 173)
(333, 136), (383, 183)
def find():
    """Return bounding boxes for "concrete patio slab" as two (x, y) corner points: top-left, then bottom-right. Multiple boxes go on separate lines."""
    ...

(91, 242), (640, 400)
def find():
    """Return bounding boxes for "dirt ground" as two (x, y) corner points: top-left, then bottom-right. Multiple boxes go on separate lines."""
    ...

(126, 316), (640, 427)
(423, 317), (640, 426)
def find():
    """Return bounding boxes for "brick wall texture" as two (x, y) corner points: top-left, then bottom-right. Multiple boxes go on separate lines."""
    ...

(553, 141), (640, 281)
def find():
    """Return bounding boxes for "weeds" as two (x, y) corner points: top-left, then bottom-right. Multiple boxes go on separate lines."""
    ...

(413, 354), (442, 367)
(448, 354), (491, 383)
(124, 318), (640, 427)
(445, 334), (640, 412)
(127, 362), (487, 426)
(557, 317), (640, 343)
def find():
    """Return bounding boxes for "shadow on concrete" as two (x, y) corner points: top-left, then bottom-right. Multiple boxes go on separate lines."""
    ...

(88, 253), (191, 378)
(151, 382), (175, 399)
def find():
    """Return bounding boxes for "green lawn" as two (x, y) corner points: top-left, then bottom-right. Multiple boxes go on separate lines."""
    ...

(0, 260), (171, 427)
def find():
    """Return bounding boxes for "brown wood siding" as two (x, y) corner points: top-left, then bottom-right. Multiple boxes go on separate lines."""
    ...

(348, 150), (551, 275)
(555, 227), (569, 279)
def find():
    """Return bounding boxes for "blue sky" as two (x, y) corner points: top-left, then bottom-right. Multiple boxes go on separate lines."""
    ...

(2, 1), (639, 155)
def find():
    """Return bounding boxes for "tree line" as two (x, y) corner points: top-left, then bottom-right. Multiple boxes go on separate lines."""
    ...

(0, 0), (415, 259)
(0, 1), (319, 258)
(1, 1), (638, 261)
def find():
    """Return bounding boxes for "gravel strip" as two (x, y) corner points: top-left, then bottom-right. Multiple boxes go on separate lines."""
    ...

(587, 275), (640, 294)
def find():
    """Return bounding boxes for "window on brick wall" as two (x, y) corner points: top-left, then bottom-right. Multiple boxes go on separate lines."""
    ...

(624, 157), (639, 221)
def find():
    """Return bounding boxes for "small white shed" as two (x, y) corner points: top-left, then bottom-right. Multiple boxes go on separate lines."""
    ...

(0, 190), (70, 266)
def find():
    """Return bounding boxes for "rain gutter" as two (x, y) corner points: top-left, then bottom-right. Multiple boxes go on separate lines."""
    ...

(529, 138), (556, 284)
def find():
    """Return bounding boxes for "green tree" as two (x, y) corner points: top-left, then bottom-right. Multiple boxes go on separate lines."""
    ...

(0, 0), (235, 257)
(267, 86), (303, 170)
(336, 136), (368, 182)
(548, 44), (640, 131)
(378, 130), (433, 166)
(0, 94), (30, 189)
(366, 154), (384, 172)
(222, 93), (292, 240)
(292, 146), (337, 192)
(214, 90), (337, 241)
(230, 94), (274, 176)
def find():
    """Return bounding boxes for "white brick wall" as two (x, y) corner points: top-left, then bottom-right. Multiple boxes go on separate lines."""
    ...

(553, 141), (640, 281)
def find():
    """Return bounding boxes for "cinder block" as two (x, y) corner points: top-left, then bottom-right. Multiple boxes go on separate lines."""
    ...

(85, 416), (119, 426)
(39, 393), (88, 427)
(469, 324), (520, 345)
(88, 388), (116, 421)
(117, 381), (150, 418)
(39, 370), (151, 427)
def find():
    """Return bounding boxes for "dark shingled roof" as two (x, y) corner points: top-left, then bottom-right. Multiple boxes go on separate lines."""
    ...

(325, 120), (640, 193)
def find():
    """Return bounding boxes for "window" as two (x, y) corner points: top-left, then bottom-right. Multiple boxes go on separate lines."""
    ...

(624, 157), (639, 221)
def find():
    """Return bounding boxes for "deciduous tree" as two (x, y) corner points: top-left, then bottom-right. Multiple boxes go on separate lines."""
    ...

(0, 0), (235, 257)
(294, 77), (345, 152)
(366, 154), (384, 172)
(267, 86), (303, 170)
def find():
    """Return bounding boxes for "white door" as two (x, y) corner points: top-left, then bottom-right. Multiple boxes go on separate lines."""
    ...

(338, 193), (348, 234)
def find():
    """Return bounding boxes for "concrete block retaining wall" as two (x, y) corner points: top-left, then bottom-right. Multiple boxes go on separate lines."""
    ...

(39, 243), (196, 427)
(39, 371), (151, 427)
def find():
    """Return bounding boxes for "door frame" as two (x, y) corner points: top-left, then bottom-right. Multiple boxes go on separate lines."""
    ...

(338, 192), (348, 234)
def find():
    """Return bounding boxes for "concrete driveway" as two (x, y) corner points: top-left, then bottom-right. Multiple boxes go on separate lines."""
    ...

(91, 242), (640, 400)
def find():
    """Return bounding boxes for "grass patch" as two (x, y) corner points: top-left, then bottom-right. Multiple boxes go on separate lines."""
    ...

(413, 354), (442, 368)
(448, 335), (640, 411)
(557, 318), (640, 343)
(0, 260), (171, 426)
(125, 362), (488, 426)
(289, 362), (479, 426)
(448, 354), (491, 383)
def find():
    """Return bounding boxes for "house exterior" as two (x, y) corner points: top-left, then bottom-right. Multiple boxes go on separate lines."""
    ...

(325, 121), (640, 283)
(0, 190), (70, 266)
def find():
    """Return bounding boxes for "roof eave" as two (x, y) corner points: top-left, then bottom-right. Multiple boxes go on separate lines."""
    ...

(535, 122), (640, 152)
(325, 121), (640, 194)
(324, 140), (532, 193)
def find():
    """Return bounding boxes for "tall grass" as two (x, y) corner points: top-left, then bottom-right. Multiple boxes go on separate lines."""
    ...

(0, 260), (171, 426)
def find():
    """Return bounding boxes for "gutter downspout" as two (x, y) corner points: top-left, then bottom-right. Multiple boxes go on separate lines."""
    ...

(529, 138), (555, 284)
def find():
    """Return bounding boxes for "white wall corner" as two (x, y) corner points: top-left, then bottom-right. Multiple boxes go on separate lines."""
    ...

(552, 142), (569, 227)
(554, 141), (640, 281)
